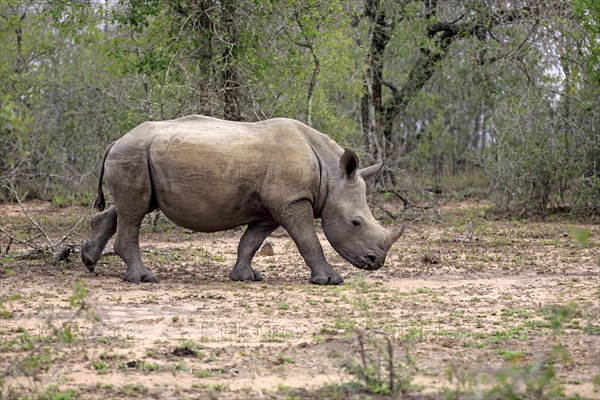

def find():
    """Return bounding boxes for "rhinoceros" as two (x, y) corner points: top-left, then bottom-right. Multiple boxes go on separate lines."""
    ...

(81, 116), (404, 284)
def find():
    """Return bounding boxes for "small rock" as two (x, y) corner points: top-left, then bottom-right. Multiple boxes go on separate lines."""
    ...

(259, 242), (275, 256)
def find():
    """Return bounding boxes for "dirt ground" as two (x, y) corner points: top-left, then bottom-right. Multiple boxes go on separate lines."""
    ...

(0, 201), (599, 399)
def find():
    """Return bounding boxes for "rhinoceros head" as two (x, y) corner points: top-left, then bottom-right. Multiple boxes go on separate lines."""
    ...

(320, 149), (405, 271)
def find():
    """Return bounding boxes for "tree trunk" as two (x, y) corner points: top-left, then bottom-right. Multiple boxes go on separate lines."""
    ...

(221, 0), (242, 121)
(360, 0), (392, 164)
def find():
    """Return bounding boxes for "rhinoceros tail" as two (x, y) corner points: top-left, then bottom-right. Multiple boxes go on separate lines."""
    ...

(93, 142), (115, 211)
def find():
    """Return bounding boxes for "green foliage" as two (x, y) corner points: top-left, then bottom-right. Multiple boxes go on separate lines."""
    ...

(572, 0), (600, 86)
(569, 227), (592, 246)
(0, 102), (33, 173)
(0, 0), (597, 218)
(483, 87), (599, 217)
(113, 0), (162, 31)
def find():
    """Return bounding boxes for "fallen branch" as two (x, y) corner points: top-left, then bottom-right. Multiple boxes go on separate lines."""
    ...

(0, 226), (37, 251)
(0, 177), (88, 262)
(2, 178), (53, 247)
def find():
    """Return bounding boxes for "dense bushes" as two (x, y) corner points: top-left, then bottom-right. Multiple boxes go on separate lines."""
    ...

(483, 70), (599, 217)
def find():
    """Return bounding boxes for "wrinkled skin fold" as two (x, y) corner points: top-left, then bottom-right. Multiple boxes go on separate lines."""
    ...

(81, 116), (404, 284)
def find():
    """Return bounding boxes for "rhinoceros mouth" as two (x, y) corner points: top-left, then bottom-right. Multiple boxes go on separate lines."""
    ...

(350, 252), (384, 270)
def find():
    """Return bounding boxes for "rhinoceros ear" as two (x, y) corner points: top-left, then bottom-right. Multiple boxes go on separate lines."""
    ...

(340, 148), (360, 178)
(359, 162), (384, 182)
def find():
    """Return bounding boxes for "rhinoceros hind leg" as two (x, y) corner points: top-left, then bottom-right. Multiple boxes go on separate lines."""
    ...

(106, 148), (158, 283)
(114, 217), (159, 283)
(81, 206), (118, 272)
(229, 221), (278, 282)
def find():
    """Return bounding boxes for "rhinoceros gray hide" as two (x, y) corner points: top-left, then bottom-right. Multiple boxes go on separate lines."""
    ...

(81, 116), (404, 285)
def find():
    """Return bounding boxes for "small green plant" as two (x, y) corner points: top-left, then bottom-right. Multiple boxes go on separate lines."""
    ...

(195, 369), (212, 378)
(0, 304), (11, 319)
(51, 193), (68, 208)
(444, 345), (571, 399)
(277, 384), (302, 399)
(173, 340), (206, 357)
(21, 349), (53, 373)
(92, 359), (109, 371)
(125, 360), (160, 372)
(203, 292), (224, 300)
(211, 383), (229, 391)
(120, 383), (148, 396)
(67, 281), (97, 320)
(344, 329), (415, 395)
(350, 273), (373, 293)
(37, 385), (76, 400)
(78, 191), (95, 207)
(53, 322), (77, 344)
(541, 301), (580, 332)
(497, 349), (524, 363)
(569, 226), (592, 246)
(275, 354), (295, 365)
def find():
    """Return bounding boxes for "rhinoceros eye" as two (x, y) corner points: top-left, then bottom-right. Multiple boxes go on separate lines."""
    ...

(351, 219), (361, 227)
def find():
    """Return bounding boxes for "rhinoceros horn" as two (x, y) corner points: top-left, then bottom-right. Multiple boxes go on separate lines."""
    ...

(385, 224), (405, 249)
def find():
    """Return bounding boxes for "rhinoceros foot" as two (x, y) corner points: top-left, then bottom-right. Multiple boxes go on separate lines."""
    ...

(229, 264), (263, 282)
(123, 270), (159, 283)
(309, 273), (344, 285)
(81, 241), (100, 272)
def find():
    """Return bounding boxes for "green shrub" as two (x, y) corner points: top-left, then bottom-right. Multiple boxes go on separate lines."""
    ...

(483, 89), (599, 218)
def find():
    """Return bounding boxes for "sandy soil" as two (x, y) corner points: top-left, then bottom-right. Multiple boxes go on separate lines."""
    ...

(0, 201), (599, 399)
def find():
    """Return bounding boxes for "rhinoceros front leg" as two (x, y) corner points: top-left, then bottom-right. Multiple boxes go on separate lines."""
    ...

(229, 221), (279, 282)
(278, 201), (343, 285)
(81, 206), (117, 272)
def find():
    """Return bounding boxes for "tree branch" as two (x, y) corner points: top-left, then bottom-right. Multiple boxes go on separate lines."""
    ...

(477, 19), (539, 65)
(383, 5), (539, 127)
(292, 9), (321, 126)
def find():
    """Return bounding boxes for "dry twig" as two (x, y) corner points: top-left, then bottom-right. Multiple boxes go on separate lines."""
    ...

(0, 177), (86, 261)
